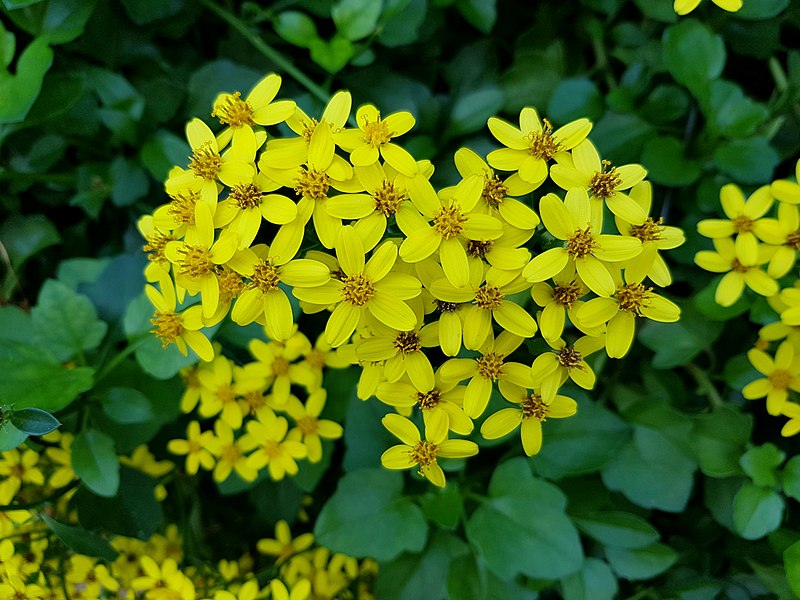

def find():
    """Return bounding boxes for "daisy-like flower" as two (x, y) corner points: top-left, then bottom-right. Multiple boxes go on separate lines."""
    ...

(439, 331), (533, 419)
(674, 0), (742, 15)
(146, 273), (214, 362)
(285, 389), (344, 463)
(772, 158), (800, 204)
(299, 333), (351, 390)
(238, 337), (314, 406)
(530, 335), (605, 402)
(753, 202), (800, 278)
(779, 401), (800, 437)
(481, 380), (577, 456)
(0, 448), (44, 496)
(165, 117), (256, 207)
(694, 237), (778, 307)
(334, 104), (417, 172)
(212, 579), (268, 600)
(131, 556), (195, 600)
(576, 268), (681, 359)
(207, 419), (257, 483)
(777, 286), (800, 327)
(240, 409), (308, 480)
(522, 189), (642, 297)
(139, 214), (177, 282)
(486, 107), (592, 187)
(530, 263), (591, 342)
(615, 181), (685, 287)
(398, 174), (504, 288)
(697, 184), (773, 266)
(0, 576), (45, 600)
(256, 520), (314, 563)
(196, 356), (248, 429)
(292, 228), (422, 347)
(212, 73), (296, 146)
(67, 555), (120, 597)
(44, 432), (75, 489)
(550, 139), (649, 225)
(380, 412), (478, 487)
(742, 341), (800, 415)
(167, 421), (216, 475)
(268, 579), (312, 600)
(151, 188), (201, 245)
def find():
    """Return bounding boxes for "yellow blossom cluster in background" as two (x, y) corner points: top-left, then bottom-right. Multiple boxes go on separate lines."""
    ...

(139, 73), (684, 487)
(696, 160), (800, 436)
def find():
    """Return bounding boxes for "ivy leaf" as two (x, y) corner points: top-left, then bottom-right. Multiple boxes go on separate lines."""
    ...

(663, 20), (725, 100)
(731, 482), (784, 540)
(740, 444), (785, 488)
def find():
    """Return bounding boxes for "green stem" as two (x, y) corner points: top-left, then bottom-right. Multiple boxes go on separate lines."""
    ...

(769, 56), (788, 93)
(93, 335), (148, 384)
(198, 0), (330, 105)
(685, 363), (724, 408)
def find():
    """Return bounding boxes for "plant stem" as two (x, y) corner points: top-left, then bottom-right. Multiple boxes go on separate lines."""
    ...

(685, 363), (724, 408)
(93, 335), (148, 384)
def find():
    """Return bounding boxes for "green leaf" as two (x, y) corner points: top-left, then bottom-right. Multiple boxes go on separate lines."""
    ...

(41, 514), (118, 562)
(0, 420), (28, 451)
(314, 469), (428, 561)
(591, 111), (655, 165)
(447, 85), (505, 138)
(740, 444), (785, 488)
(663, 20), (725, 100)
(0, 214), (60, 269)
(692, 278), (750, 321)
(9, 407), (60, 436)
(706, 80), (768, 137)
(139, 130), (191, 182)
(640, 136), (701, 187)
(561, 558), (618, 600)
(420, 482), (463, 530)
(377, 0), (427, 47)
(785, 539), (800, 597)
(547, 78), (603, 124)
(56, 257), (111, 291)
(690, 406), (753, 478)
(72, 429), (120, 497)
(447, 552), (487, 600)
(639, 84), (689, 123)
(605, 543), (678, 581)
(73, 466), (164, 540)
(5, 0), (97, 44)
(273, 11), (319, 48)
(732, 482), (785, 540)
(0, 36), (52, 123)
(31, 279), (108, 361)
(713, 136), (779, 184)
(120, 0), (183, 24)
(331, 0), (382, 41)
(573, 512), (659, 550)
(501, 42), (564, 113)
(0, 21), (15, 70)
(101, 387), (154, 424)
(456, 0), (496, 34)
(704, 476), (743, 530)
(309, 35), (354, 74)
(466, 458), (584, 579)
(639, 304), (723, 369)
(781, 456), (800, 501)
(343, 386), (393, 471)
(736, 0), (789, 19)
(109, 156), (148, 206)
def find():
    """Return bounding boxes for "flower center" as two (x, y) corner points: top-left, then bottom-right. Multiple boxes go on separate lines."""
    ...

(243, 391), (267, 414)
(732, 214), (755, 234)
(616, 282), (651, 316)
(629, 217), (663, 242)
(373, 180), (404, 216)
(769, 369), (794, 390)
(342, 274), (375, 306)
(481, 174), (507, 208)
(230, 183), (263, 210)
(526, 119), (560, 160)
(433, 205), (468, 239)
(189, 143), (223, 180)
(566, 227), (597, 259)
(305, 349), (327, 370)
(521, 393), (549, 421)
(467, 240), (493, 257)
(362, 115), (392, 147)
(474, 284), (505, 310)
(297, 416), (319, 435)
(301, 118), (319, 143)
(177, 244), (214, 279)
(212, 92), (255, 127)
(552, 281), (583, 308)
(786, 231), (800, 250)
(589, 160), (622, 199)
(476, 352), (504, 380)
(410, 440), (438, 467)
(557, 346), (583, 370)
(262, 441), (283, 458)
(417, 390), (442, 410)
(221, 443), (243, 464)
(435, 300), (460, 313)
(168, 191), (198, 225)
(731, 258), (750, 273)
(217, 268), (244, 303)
(272, 357), (290, 376)
(294, 167), (330, 201)
(216, 386), (236, 405)
(394, 331), (422, 354)
(251, 261), (281, 293)
(151, 312), (183, 347)
(143, 233), (174, 264)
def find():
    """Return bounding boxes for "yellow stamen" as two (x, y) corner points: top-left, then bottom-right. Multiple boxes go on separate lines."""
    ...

(557, 346), (583, 370)
(552, 281), (583, 308)
(566, 227), (597, 259)
(417, 390), (442, 410)
(373, 180), (404, 215)
(616, 282), (652, 316)
(476, 352), (504, 380)
(521, 393), (548, 421)
(629, 217), (663, 242)
(342, 274), (375, 306)
(294, 167), (330, 201)
(410, 440), (438, 468)
(212, 92), (254, 128)
(362, 114), (392, 147)
(394, 331), (422, 355)
(151, 312), (183, 346)
(230, 183), (263, 209)
(475, 284), (504, 310)
(250, 261), (281, 293)
(481, 174), (507, 208)
(433, 205), (468, 239)
(526, 119), (561, 160)
(589, 160), (622, 199)
(168, 191), (199, 225)
(189, 143), (222, 180)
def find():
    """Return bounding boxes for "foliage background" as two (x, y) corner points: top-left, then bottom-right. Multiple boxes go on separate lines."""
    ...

(2, 0), (800, 597)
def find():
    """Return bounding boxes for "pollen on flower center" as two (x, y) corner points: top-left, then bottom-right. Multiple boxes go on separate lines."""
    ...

(272, 357), (290, 376)
(251, 261), (281, 293)
(732, 214), (755, 234)
(435, 299), (460, 313)
(362, 116), (392, 147)
(342, 274), (376, 306)
(467, 240), (493, 257)
(297, 416), (319, 435)
(305, 349), (327, 369)
(521, 393), (549, 421)
(212, 92), (255, 127)
(410, 440), (438, 467)
(417, 389), (442, 410)
(768, 369), (793, 390)
(151, 312), (183, 347)
(476, 352), (504, 380)
(482, 174), (507, 208)
(168, 191), (199, 225)
(294, 167), (330, 201)
(301, 118), (320, 143)
(373, 181), (404, 215)
(394, 331), (422, 354)
(261, 441), (283, 459)
(143, 233), (174, 264)
(589, 160), (622, 199)
(553, 281), (583, 308)
(475, 284), (505, 310)
(786, 231), (800, 249)
(217, 268), (244, 303)
(557, 347), (583, 370)
(230, 183), (263, 210)
(243, 391), (266, 414)
(526, 119), (561, 160)
(216, 386), (236, 404)
(629, 217), (663, 242)
(616, 282), (651, 316)
(189, 143), (223, 180)
(177, 244), (214, 278)
(731, 258), (750, 273)
(566, 228), (597, 259)
(433, 205), (468, 239)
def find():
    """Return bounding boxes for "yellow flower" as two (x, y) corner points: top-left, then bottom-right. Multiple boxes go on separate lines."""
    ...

(481, 382), (577, 456)
(522, 189), (642, 297)
(256, 520), (314, 563)
(241, 337), (315, 406)
(754, 202), (800, 278)
(240, 409), (307, 479)
(268, 579), (312, 600)
(334, 104), (417, 171)
(0, 448), (44, 496)
(743, 342), (800, 415)
(120, 445), (174, 500)
(674, 0), (742, 15)
(551, 139), (649, 224)
(131, 556), (195, 600)
(779, 401), (800, 436)
(771, 158), (800, 204)
(45, 433), (75, 489)
(167, 421), (217, 475)
(530, 263), (590, 342)
(207, 420), (257, 483)
(67, 555), (120, 595)
(778, 286), (800, 327)
(694, 237), (777, 307)
(380, 412), (478, 487)
(486, 107), (592, 186)
(299, 333), (351, 390)
(139, 214), (177, 282)
(293, 228), (421, 347)
(530, 335), (605, 402)
(151, 188), (201, 242)
(197, 356), (247, 429)
(285, 389), (343, 463)
(0, 576), (45, 600)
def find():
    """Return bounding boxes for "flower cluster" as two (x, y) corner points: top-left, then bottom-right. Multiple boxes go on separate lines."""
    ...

(673, 0), (743, 16)
(140, 75), (683, 487)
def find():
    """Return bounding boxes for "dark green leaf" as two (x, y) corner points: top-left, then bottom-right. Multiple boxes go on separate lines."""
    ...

(6, 0), (97, 44)
(706, 80), (768, 137)
(0, 214), (60, 268)
(736, 0), (789, 19)
(139, 130), (191, 182)
(101, 387), (154, 424)
(456, 0), (496, 34)
(501, 42), (564, 113)
(273, 11), (319, 48)
(447, 85), (505, 138)
(120, 0), (183, 24)
(309, 36), (354, 74)
(547, 78), (603, 124)
(0, 36), (52, 123)
(785, 539), (800, 597)
(378, 0), (427, 48)
(693, 278), (750, 321)
(713, 137), (779, 184)
(561, 558), (618, 600)
(639, 84), (689, 123)
(690, 406), (752, 478)
(663, 20), (725, 100)
(109, 157), (148, 207)
(186, 60), (260, 125)
(591, 111), (655, 165)
(781, 456), (800, 501)
(605, 543), (678, 581)
(732, 482), (785, 540)
(573, 512), (659, 550)
(639, 303), (723, 369)
(740, 444), (785, 488)
(72, 429), (120, 497)
(420, 481), (463, 530)
(331, 0), (382, 41)
(447, 552), (487, 600)
(41, 514), (118, 561)
(640, 136), (701, 187)
(9, 407), (60, 436)
(0, 420), (28, 451)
